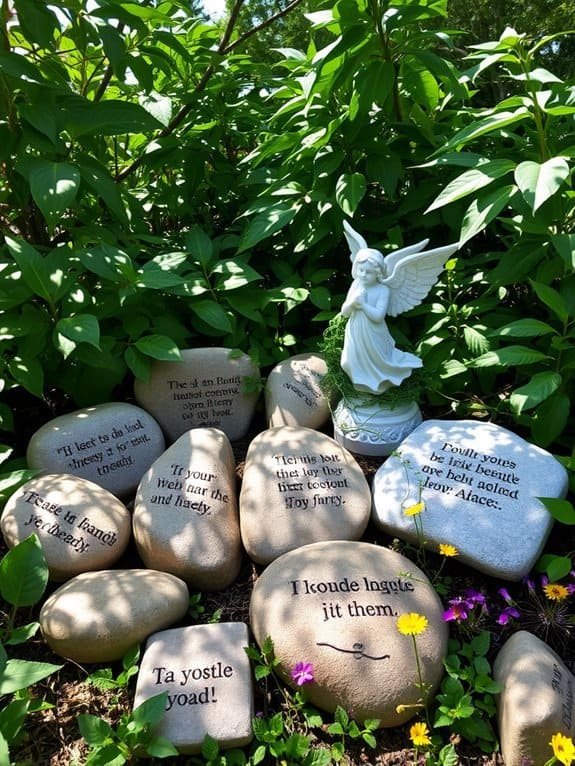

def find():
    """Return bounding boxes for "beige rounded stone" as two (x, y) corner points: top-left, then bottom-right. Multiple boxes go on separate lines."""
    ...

(133, 348), (260, 442)
(26, 403), (165, 498)
(133, 428), (242, 590)
(39, 569), (189, 663)
(265, 353), (331, 429)
(250, 540), (448, 726)
(1, 474), (131, 581)
(240, 427), (371, 564)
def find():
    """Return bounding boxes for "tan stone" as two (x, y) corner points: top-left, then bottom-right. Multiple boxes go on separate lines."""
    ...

(494, 631), (575, 766)
(133, 348), (260, 442)
(250, 540), (448, 726)
(26, 403), (165, 498)
(133, 428), (241, 590)
(39, 569), (189, 662)
(265, 353), (331, 429)
(133, 623), (253, 754)
(1, 474), (131, 581)
(240, 427), (370, 564)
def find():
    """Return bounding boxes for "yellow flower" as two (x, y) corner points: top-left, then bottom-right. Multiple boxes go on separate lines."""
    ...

(439, 543), (458, 557)
(550, 732), (575, 765)
(410, 721), (432, 748)
(404, 501), (425, 517)
(397, 613), (429, 636)
(543, 583), (570, 602)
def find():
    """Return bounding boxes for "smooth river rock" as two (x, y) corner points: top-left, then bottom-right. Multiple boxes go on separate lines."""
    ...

(372, 419), (568, 580)
(133, 428), (242, 590)
(250, 540), (448, 726)
(494, 631), (575, 766)
(134, 348), (260, 442)
(265, 353), (331, 429)
(239, 427), (371, 564)
(26, 403), (165, 498)
(1, 474), (131, 581)
(39, 569), (189, 662)
(134, 622), (253, 754)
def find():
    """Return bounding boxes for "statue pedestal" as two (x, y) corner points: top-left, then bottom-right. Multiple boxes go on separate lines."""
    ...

(333, 398), (422, 457)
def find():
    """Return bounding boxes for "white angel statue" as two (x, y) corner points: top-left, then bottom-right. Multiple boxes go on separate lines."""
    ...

(340, 221), (458, 395)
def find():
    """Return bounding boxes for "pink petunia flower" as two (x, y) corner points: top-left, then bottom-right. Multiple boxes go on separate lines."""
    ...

(291, 661), (314, 686)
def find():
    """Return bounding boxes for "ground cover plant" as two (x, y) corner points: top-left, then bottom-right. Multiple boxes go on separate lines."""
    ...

(1, 0), (575, 763)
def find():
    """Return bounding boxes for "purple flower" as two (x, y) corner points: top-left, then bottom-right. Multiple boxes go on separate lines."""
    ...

(540, 575), (549, 587)
(498, 587), (513, 604)
(522, 576), (536, 593)
(291, 661), (314, 686)
(567, 583), (575, 595)
(442, 597), (470, 623)
(497, 606), (520, 625)
(465, 588), (487, 606)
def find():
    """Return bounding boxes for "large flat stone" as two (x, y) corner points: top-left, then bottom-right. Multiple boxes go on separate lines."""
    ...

(133, 623), (253, 754)
(372, 419), (568, 580)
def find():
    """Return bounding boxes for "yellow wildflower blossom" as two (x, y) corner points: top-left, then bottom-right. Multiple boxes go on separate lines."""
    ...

(397, 613), (428, 636)
(404, 501), (425, 517)
(550, 732), (575, 765)
(543, 583), (570, 602)
(439, 543), (458, 557)
(410, 721), (432, 747)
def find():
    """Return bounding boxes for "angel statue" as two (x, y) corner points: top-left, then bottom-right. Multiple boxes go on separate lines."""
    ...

(340, 221), (459, 395)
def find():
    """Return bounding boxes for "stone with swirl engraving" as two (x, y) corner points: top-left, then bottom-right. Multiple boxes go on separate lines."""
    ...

(240, 427), (371, 565)
(133, 428), (242, 590)
(250, 540), (447, 726)
(40, 569), (189, 662)
(372, 419), (568, 580)
(26, 402), (165, 498)
(494, 631), (575, 766)
(1, 474), (131, 581)
(134, 348), (260, 442)
(265, 353), (331, 429)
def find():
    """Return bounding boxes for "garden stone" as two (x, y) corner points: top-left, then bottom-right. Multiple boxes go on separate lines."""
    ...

(265, 352), (331, 429)
(26, 403), (165, 498)
(239, 426), (371, 564)
(133, 622), (253, 754)
(494, 630), (575, 766)
(1, 474), (131, 581)
(133, 348), (260, 442)
(39, 569), (189, 663)
(133, 428), (241, 590)
(372, 419), (568, 580)
(250, 540), (447, 726)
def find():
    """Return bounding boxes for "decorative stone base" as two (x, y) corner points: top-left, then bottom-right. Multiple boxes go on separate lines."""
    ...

(333, 398), (422, 456)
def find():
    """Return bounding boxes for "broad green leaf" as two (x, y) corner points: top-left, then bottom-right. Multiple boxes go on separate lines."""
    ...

(28, 161), (80, 229)
(468, 346), (550, 368)
(8, 356), (44, 398)
(56, 315), (100, 349)
(4, 236), (52, 302)
(0, 52), (47, 85)
(438, 109), (530, 154)
(14, 0), (58, 47)
(146, 736), (179, 758)
(459, 185), (516, 245)
(185, 227), (213, 268)
(530, 280), (568, 324)
(79, 245), (137, 283)
(212, 260), (262, 290)
(139, 92), (172, 127)
(532, 391), (570, 447)
(136, 270), (186, 290)
(552, 233), (575, 269)
(509, 371), (561, 414)
(335, 173), (366, 216)
(77, 714), (114, 746)
(132, 692), (169, 727)
(190, 300), (233, 333)
(238, 204), (298, 253)
(5, 621), (40, 645)
(538, 498), (575, 525)
(0, 535), (48, 606)
(0, 660), (61, 695)
(495, 319), (556, 337)
(536, 553), (573, 581)
(19, 102), (58, 144)
(134, 335), (181, 362)
(63, 98), (163, 137)
(124, 347), (151, 382)
(426, 160), (514, 213)
(514, 158), (570, 213)
(77, 157), (128, 224)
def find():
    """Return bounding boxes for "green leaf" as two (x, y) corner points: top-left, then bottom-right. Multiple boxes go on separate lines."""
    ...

(202, 734), (219, 761)
(0, 535), (49, 606)
(514, 158), (570, 213)
(530, 280), (568, 324)
(335, 173), (366, 216)
(132, 692), (169, 728)
(64, 98), (163, 137)
(212, 260), (262, 290)
(0, 51), (47, 85)
(459, 185), (516, 246)
(28, 161), (81, 230)
(468, 345), (550, 368)
(238, 204), (298, 253)
(509, 371), (562, 414)
(77, 714), (114, 746)
(7, 356), (44, 398)
(79, 244), (137, 283)
(538, 498), (575, 525)
(4, 236), (52, 302)
(13, 0), (58, 47)
(438, 109), (530, 153)
(552, 233), (575, 269)
(5, 621), (40, 646)
(56, 315), (100, 349)
(190, 300), (233, 333)
(426, 160), (515, 212)
(495, 319), (556, 337)
(134, 335), (181, 362)
(535, 553), (573, 581)
(146, 735), (179, 757)
(0, 659), (61, 695)
(532, 391), (570, 446)
(185, 227), (213, 268)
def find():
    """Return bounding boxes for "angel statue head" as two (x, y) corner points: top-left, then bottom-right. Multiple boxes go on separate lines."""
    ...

(351, 248), (387, 282)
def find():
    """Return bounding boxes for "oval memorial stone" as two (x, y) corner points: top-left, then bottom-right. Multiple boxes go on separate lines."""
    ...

(265, 353), (331, 429)
(39, 569), (189, 662)
(239, 427), (371, 564)
(1, 474), (131, 581)
(133, 428), (242, 590)
(133, 348), (260, 442)
(373, 419), (569, 580)
(250, 540), (448, 726)
(26, 403), (165, 498)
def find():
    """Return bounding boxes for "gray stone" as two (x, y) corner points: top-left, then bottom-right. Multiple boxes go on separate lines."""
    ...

(239, 426), (371, 565)
(26, 403), (165, 498)
(372, 419), (568, 580)
(39, 569), (189, 662)
(133, 348), (260, 442)
(133, 428), (242, 590)
(133, 622), (253, 754)
(265, 353), (331, 429)
(494, 631), (575, 766)
(1, 474), (131, 581)
(250, 540), (448, 726)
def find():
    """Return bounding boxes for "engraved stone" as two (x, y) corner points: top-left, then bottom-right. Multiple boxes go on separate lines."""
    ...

(134, 348), (260, 442)
(250, 540), (447, 726)
(372, 419), (568, 580)
(133, 622), (253, 754)
(39, 569), (189, 662)
(240, 426), (371, 565)
(133, 428), (241, 590)
(1, 474), (131, 581)
(26, 403), (165, 498)
(265, 353), (331, 429)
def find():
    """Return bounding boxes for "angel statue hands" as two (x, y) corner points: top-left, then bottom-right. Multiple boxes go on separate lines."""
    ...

(340, 221), (459, 395)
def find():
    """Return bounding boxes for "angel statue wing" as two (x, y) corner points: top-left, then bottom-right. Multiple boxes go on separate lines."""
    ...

(343, 220), (430, 263)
